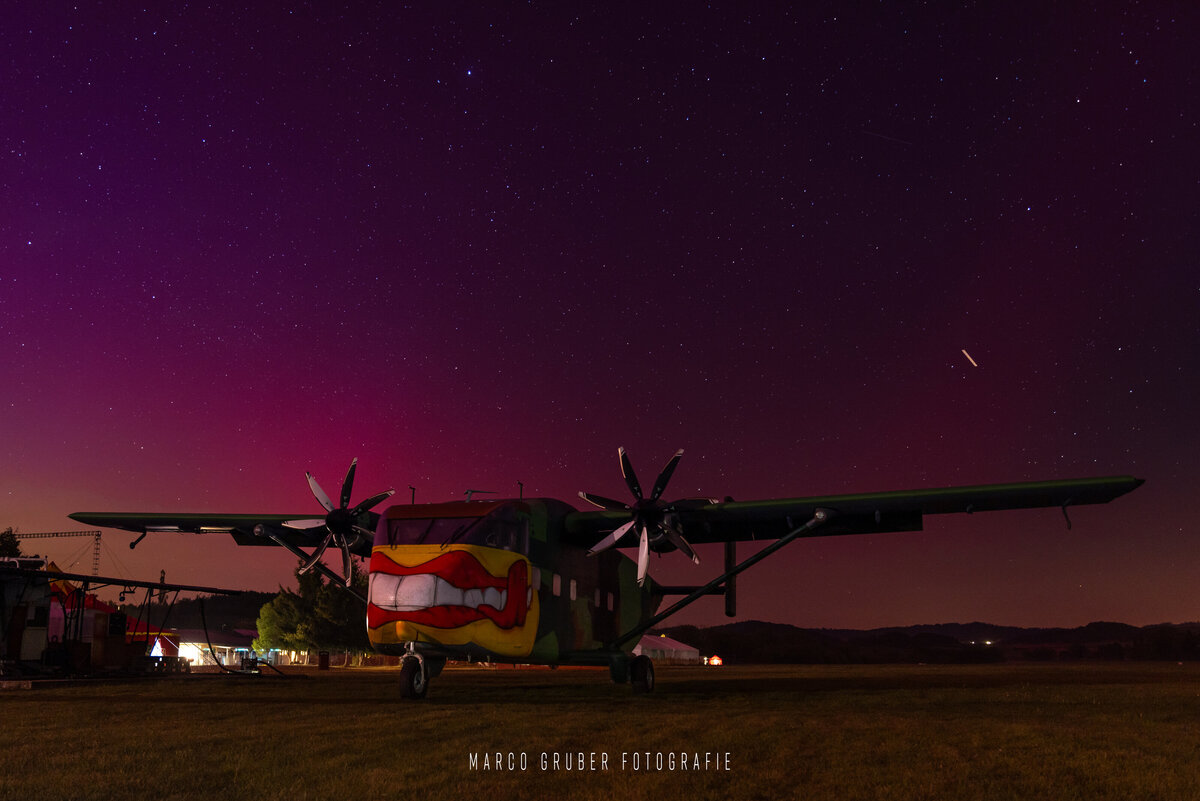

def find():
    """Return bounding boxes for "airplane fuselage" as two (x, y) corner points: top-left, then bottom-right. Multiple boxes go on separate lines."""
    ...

(365, 498), (661, 668)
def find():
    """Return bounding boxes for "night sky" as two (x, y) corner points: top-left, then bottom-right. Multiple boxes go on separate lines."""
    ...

(3, 4), (1196, 629)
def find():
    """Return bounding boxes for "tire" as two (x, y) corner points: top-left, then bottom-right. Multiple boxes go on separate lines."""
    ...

(630, 655), (655, 694)
(400, 657), (428, 699)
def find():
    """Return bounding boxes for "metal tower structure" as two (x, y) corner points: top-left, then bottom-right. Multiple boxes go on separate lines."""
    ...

(19, 530), (103, 575)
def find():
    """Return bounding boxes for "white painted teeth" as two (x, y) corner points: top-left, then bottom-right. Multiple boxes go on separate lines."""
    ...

(370, 572), (513, 612)
(399, 574), (437, 610)
(433, 579), (463, 608)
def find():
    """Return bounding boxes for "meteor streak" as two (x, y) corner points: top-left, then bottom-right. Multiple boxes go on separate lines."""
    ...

(962, 349), (979, 367)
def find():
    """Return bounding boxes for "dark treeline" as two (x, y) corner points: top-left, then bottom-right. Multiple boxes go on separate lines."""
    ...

(117, 591), (275, 632)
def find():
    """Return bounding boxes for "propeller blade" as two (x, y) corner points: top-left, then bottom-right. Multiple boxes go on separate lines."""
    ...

(577, 491), (629, 511)
(352, 525), (376, 540)
(587, 520), (636, 556)
(661, 521), (700, 564)
(636, 526), (650, 586)
(298, 529), (334, 574)
(618, 447), (643, 501)
(340, 458), (358, 509)
(283, 519), (327, 530)
(338, 537), (353, 586)
(307, 472), (335, 512)
(649, 449), (684, 502)
(351, 488), (396, 516)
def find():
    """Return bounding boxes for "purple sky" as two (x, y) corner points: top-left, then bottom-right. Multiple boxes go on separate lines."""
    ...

(3, 4), (1196, 629)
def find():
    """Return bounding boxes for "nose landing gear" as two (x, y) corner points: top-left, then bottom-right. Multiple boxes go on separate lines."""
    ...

(399, 652), (445, 699)
(399, 656), (427, 699)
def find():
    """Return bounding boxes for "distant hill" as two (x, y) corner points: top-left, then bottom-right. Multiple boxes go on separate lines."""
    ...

(657, 620), (1200, 664)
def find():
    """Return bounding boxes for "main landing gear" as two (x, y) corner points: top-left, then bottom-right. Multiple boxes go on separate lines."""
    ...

(631, 655), (655, 693)
(610, 654), (656, 693)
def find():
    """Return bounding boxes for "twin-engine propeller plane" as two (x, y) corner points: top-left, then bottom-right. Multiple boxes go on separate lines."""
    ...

(71, 451), (1143, 698)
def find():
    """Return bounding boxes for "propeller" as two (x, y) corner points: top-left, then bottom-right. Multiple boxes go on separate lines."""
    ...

(284, 459), (395, 585)
(579, 447), (699, 586)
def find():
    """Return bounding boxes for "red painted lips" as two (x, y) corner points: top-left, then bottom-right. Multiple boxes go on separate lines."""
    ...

(367, 550), (529, 630)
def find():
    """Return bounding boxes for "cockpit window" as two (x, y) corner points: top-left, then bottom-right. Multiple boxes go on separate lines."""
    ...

(385, 518), (473, 547)
(381, 505), (529, 553)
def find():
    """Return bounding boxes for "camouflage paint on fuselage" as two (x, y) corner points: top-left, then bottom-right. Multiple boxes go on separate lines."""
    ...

(366, 498), (661, 665)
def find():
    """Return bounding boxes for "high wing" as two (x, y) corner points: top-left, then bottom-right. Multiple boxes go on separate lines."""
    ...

(562, 475), (1144, 546)
(67, 510), (378, 590)
(70, 460), (394, 569)
(69, 460), (398, 592)
(66, 512), (348, 550)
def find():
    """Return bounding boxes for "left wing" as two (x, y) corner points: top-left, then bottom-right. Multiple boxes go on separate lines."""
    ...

(68, 510), (374, 588)
(563, 475), (1144, 545)
(67, 512), (337, 549)
(71, 460), (393, 575)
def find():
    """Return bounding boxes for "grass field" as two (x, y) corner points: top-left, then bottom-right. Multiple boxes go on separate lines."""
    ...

(3, 662), (1200, 801)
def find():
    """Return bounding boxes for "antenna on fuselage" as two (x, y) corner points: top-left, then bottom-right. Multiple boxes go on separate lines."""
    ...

(464, 489), (497, 501)
(409, 486), (416, 504)
(518, 481), (524, 500)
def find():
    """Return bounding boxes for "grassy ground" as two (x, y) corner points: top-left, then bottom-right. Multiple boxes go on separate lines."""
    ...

(3, 662), (1200, 800)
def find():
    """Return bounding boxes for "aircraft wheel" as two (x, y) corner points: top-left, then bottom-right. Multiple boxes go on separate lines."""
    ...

(631, 655), (655, 694)
(400, 657), (428, 699)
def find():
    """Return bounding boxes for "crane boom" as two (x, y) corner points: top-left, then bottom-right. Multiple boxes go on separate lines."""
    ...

(18, 530), (103, 575)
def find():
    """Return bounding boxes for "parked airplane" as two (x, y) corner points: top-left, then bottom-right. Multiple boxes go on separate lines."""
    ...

(71, 450), (1143, 698)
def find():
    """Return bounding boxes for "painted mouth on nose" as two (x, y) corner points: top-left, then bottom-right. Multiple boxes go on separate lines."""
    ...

(367, 550), (530, 630)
